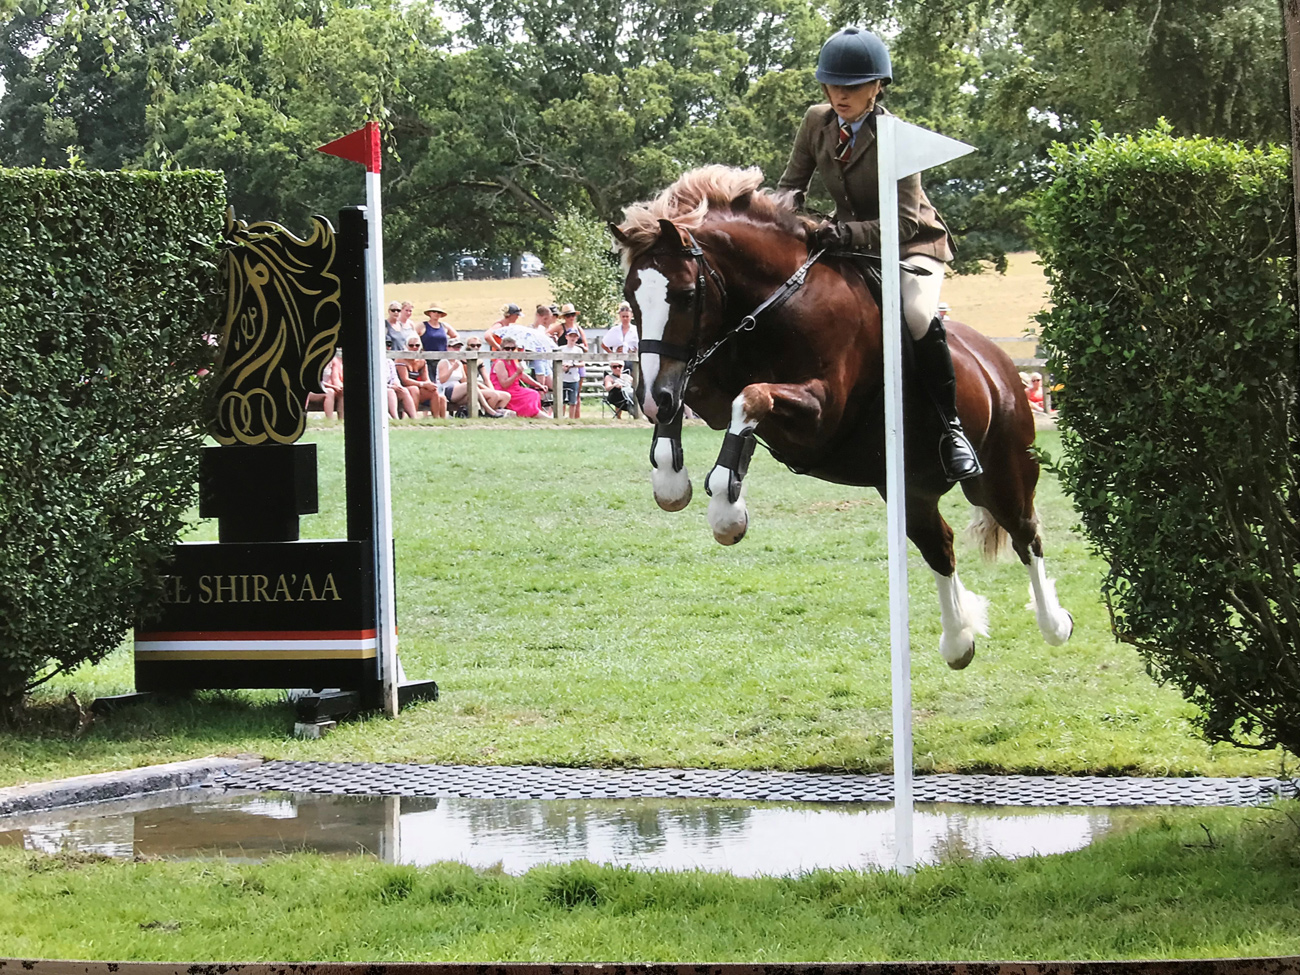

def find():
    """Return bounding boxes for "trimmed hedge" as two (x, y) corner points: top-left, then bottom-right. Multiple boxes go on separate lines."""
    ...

(0, 169), (226, 712)
(1034, 126), (1299, 756)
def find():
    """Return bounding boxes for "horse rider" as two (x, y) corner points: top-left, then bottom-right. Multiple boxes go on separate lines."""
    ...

(777, 26), (981, 482)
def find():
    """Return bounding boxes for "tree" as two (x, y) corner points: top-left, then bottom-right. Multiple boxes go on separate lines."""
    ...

(543, 210), (623, 329)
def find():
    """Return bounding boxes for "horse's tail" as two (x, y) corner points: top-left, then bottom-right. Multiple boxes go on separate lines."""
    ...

(967, 506), (1008, 562)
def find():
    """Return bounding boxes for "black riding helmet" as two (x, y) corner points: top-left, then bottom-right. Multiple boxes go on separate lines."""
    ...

(814, 27), (892, 86)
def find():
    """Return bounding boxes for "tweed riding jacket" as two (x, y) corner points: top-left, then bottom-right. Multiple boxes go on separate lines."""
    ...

(777, 103), (955, 264)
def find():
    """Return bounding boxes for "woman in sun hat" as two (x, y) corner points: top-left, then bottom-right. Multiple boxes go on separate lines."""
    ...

(778, 26), (978, 483)
(417, 303), (458, 352)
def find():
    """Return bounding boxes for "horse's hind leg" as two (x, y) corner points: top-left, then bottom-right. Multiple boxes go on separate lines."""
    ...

(962, 448), (1073, 646)
(651, 407), (692, 511)
(705, 380), (827, 545)
(908, 496), (988, 670)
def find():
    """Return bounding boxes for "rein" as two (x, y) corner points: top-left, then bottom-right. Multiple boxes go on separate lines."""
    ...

(639, 229), (825, 389)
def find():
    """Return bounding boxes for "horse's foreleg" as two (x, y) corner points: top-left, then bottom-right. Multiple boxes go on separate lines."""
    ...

(650, 407), (692, 511)
(705, 381), (826, 545)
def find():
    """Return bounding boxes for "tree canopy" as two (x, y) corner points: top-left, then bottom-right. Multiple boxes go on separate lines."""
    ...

(0, 0), (1287, 277)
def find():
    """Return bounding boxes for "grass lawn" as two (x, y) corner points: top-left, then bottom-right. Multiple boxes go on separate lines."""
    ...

(1, 806), (1297, 961)
(1, 423), (1288, 786)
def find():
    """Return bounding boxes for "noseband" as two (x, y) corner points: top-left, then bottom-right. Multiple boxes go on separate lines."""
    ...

(638, 229), (824, 391)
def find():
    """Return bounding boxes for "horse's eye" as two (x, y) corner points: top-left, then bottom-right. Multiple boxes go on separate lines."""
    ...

(668, 290), (696, 307)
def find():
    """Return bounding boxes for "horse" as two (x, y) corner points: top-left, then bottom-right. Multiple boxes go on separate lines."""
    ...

(610, 165), (1073, 669)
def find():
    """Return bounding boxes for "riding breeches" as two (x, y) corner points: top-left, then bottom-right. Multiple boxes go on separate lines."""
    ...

(901, 254), (946, 340)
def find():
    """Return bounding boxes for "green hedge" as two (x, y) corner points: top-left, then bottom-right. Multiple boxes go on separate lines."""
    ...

(0, 169), (226, 712)
(1034, 126), (1299, 756)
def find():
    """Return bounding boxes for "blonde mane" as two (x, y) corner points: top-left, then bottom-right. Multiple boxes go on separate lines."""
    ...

(615, 165), (803, 258)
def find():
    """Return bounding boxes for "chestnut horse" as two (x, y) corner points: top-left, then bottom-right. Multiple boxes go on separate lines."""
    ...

(611, 166), (1073, 669)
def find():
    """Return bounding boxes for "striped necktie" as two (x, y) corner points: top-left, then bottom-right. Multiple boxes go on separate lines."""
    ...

(835, 120), (853, 163)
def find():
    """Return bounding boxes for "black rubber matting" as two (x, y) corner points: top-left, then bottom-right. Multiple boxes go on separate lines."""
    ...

(210, 760), (1292, 807)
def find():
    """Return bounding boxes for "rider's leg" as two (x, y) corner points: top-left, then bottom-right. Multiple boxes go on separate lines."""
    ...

(902, 255), (982, 482)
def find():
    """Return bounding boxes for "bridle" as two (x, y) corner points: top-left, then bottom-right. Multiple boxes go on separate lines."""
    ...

(637, 228), (824, 391)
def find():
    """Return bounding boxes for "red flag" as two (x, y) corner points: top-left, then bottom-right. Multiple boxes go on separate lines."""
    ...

(317, 121), (381, 173)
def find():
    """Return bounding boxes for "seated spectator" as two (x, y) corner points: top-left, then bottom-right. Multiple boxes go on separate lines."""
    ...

(484, 303), (523, 350)
(386, 356), (417, 419)
(522, 313), (558, 399)
(491, 338), (550, 417)
(604, 360), (636, 419)
(306, 349), (344, 419)
(417, 303), (458, 352)
(385, 302), (414, 352)
(937, 301), (952, 322)
(558, 328), (584, 418)
(438, 337), (510, 416)
(601, 301), (639, 368)
(397, 337), (447, 417)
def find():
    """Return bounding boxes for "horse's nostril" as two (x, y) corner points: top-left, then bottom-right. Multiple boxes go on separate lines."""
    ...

(655, 391), (675, 416)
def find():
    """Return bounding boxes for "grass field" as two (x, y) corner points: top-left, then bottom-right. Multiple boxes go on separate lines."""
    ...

(384, 252), (1048, 358)
(3, 424), (1286, 787)
(2, 806), (1298, 961)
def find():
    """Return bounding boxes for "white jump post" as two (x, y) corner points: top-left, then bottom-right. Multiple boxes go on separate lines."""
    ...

(319, 122), (400, 718)
(876, 115), (974, 873)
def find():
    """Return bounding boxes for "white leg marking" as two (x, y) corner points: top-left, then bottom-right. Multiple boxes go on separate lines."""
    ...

(1028, 555), (1073, 645)
(651, 436), (692, 511)
(633, 268), (669, 422)
(706, 394), (753, 545)
(933, 569), (989, 670)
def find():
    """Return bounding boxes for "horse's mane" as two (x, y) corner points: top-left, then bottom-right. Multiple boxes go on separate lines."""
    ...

(615, 165), (806, 260)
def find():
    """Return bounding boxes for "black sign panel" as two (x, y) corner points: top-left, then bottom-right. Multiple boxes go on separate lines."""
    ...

(134, 539), (377, 692)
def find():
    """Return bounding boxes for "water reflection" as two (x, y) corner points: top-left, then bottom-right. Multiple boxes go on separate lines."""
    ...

(0, 792), (1145, 875)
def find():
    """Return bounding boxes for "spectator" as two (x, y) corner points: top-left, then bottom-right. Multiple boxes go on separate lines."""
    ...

(306, 349), (344, 419)
(604, 360), (636, 419)
(386, 356), (417, 419)
(417, 303), (458, 352)
(491, 338), (550, 417)
(533, 304), (561, 342)
(601, 301), (639, 368)
(484, 302), (523, 350)
(522, 312), (558, 399)
(438, 337), (510, 416)
(397, 337), (447, 417)
(558, 303), (589, 350)
(937, 302), (952, 322)
(559, 328), (584, 418)
(385, 302), (412, 352)
(1025, 372), (1049, 414)
(398, 301), (416, 333)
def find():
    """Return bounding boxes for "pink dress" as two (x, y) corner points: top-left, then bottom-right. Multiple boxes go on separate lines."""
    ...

(491, 360), (542, 417)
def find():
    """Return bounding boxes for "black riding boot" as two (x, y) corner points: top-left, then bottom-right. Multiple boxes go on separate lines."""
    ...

(913, 317), (983, 481)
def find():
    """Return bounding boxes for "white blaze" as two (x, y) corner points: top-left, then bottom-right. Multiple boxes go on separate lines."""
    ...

(633, 267), (670, 421)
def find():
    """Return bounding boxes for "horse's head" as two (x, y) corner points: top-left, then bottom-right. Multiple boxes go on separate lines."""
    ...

(612, 217), (718, 423)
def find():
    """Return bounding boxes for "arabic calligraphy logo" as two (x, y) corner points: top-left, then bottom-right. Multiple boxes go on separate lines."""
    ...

(212, 213), (342, 445)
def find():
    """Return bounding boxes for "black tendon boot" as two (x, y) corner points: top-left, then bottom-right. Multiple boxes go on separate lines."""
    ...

(913, 317), (983, 481)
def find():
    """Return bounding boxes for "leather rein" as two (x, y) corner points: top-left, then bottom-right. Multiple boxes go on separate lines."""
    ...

(638, 228), (826, 391)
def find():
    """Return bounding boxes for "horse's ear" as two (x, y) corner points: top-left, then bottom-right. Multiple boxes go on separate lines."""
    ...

(732, 191), (752, 212)
(657, 218), (691, 248)
(609, 222), (631, 248)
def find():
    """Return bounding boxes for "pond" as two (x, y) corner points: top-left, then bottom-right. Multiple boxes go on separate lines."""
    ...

(0, 789), (1161, 875)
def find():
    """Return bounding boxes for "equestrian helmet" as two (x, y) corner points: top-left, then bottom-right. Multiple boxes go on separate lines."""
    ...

(815, 27), (892, 86)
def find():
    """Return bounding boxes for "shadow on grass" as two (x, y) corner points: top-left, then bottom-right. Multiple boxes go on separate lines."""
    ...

(0, 690), (292, 782)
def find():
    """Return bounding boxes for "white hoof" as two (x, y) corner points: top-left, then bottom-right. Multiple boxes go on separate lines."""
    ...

(1040, 607), (1073, 646)
(708, 498), (748, 545)
(940, 628), (978, 669)
(652, 465), (693, 511)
